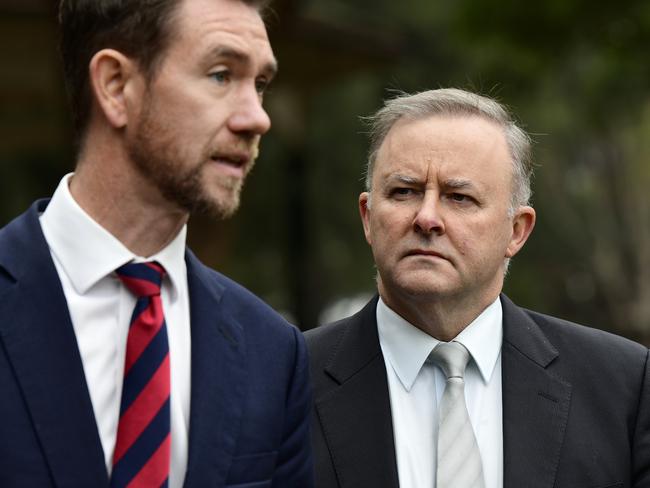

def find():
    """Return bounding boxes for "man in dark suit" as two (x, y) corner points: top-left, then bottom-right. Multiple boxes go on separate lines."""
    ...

(306, 88), (650, 488)
(0, 0), (313, 486)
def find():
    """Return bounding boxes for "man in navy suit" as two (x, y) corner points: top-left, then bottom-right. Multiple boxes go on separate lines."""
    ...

(0, 0), (313, 486)
(306, 88), (650, 487)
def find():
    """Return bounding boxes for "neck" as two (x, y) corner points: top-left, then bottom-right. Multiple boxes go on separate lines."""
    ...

(378, 282), (502, 341)
(70, 134), (187, 258)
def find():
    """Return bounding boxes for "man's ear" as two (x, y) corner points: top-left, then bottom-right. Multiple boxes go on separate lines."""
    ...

(88, 49), (142, 129)
(359, 192), (372, 245)
(505, 205), (536, 258)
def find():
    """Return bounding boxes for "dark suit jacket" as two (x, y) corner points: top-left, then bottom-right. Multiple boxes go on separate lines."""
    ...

(0, 200), (314, 488)
(306, 295), (650, 488)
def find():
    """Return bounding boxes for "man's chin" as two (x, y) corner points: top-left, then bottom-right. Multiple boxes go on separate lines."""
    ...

(189, 190), (241, 220)
(391, 276), (459, 301)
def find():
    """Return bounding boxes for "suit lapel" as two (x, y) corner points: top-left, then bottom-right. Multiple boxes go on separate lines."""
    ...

(501, 295), (571, 488)
(0, 201), (108, 487)
(315, 297), (400, 488)
(182, 251), (247, 488)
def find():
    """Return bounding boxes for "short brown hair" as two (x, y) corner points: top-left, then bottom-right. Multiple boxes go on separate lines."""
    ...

(58, 0), (269, 144)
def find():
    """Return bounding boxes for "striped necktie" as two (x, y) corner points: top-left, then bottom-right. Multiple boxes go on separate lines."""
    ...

(429, 341), (485, 488)
(111, 262), (171, 488)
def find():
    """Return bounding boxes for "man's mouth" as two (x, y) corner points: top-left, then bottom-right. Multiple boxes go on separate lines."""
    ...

(405, 249), (447, 260)
(211, 153), (249, 168)
(210, 152), (251, 176)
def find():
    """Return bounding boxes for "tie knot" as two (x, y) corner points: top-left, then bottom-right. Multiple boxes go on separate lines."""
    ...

(115, 261), (165, 298)
(428, 341), (471, 380)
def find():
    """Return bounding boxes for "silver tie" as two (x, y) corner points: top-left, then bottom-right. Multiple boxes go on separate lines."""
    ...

(429, 341), (485, 488)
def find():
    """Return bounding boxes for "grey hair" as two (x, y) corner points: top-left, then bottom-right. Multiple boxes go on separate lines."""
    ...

(364, 88), (533, 213)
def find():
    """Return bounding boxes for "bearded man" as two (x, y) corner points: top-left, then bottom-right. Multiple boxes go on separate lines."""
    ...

(0, 0), (313, 486)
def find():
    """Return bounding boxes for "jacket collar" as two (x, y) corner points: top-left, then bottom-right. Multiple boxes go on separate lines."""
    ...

(315, 296), (400, 488)
(0, 200), (110, 486)
(181, 250), (249, 488)
(501, 294), (571, 488)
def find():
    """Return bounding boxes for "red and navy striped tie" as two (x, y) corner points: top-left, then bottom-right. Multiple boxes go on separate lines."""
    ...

(111, 261), (171, 488)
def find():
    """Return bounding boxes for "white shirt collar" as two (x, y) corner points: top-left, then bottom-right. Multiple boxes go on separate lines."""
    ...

(377, 296), (503, 391)
(40, 173), (187, 296)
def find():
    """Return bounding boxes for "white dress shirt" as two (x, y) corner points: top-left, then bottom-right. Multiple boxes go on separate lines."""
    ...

(377, 296), (503, 488)
(39, 174), (191, 488)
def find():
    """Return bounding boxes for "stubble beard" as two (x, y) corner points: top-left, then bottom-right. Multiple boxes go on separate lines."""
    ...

(126, 99), (250, 220)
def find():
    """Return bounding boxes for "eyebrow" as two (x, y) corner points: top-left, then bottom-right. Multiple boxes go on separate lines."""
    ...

(384, 174), (421, 186)
(208, 46), (278, 79)
(442, 178), (478, 192)
(383, 175), (480, 192)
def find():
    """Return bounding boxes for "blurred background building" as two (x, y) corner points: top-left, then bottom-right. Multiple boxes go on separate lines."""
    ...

(2, 0), (650, 342)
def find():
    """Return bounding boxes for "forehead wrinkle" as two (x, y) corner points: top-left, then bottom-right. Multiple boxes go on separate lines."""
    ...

(209, 45), (248, 63)
(376, 173), (420, 191)
(174, 0), (273, 60)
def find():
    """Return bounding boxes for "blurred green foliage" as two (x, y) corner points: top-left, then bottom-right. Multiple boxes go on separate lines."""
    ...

(2, 0), (650, 341)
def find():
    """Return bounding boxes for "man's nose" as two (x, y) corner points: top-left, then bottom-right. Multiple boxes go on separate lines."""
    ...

(413, 192), (445, 235)
(228, 86), (271, 136)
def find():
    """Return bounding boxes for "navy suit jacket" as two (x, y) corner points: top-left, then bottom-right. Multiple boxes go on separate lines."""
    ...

(0, 200), (314, 488)
(306, 295), (650, 488)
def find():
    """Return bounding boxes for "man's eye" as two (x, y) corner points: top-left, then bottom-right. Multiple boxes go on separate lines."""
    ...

(209, 70), (230, 84)
(255, 77), (269, 95)
(448, 193), (473, 203)
(390, 188), (414, 198)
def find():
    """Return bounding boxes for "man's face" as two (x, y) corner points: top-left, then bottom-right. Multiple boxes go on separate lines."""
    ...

(126, 0), (276, 218)
(360, 115), (534, 312)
